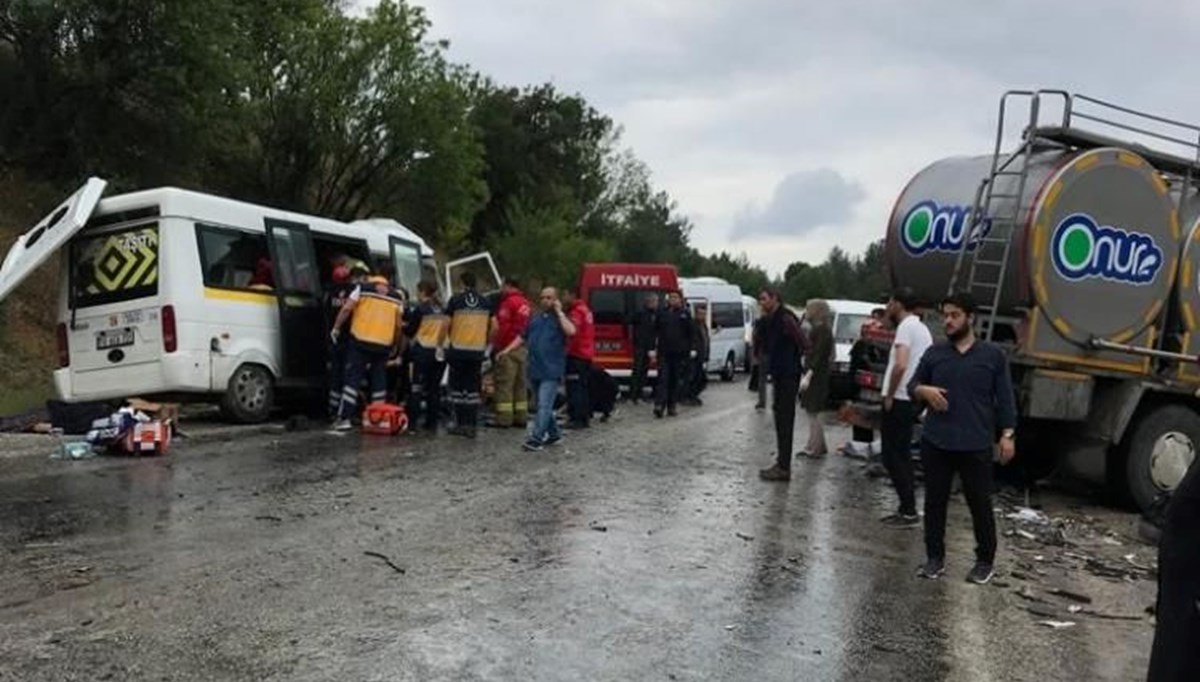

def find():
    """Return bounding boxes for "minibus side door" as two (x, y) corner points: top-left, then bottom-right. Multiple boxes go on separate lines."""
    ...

(264, 218), (325, 385)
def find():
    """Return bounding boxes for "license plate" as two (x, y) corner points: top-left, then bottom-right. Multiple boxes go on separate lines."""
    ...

(97, 328), (135, 350)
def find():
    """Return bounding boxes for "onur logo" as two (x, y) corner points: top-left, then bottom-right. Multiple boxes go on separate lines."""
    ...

(1051, 213), (1163, 285)
(899, 201), (989, 256)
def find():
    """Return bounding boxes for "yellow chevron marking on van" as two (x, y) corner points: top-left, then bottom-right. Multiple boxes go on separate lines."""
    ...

(204, 287), (275, 304)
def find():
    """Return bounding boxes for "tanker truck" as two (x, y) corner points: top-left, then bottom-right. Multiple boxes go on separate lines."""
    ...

(884, 89), (1200, 513)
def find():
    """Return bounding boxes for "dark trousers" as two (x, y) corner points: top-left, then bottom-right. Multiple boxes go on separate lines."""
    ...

(921, 442), (997, 564)
(773, 374), (799, 471)
(882, 400), (918, 516)
(327, 340), (348, 417)
(631, 347), (651, 401)
(852, 425), (874, 442)
(338, 342), (388, 419)
(407, 358), (445, 430)
(448, 357), (483, 430)
(654, 353), (685, 409)
(687, 358), (707, 399)
(566, 356), (592, 426)
(1148, 459), (1200, 681)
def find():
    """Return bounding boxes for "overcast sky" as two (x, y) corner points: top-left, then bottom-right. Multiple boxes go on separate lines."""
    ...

(399, 0), (1200, 276)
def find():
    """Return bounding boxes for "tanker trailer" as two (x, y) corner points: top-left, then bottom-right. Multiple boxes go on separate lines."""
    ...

(884, 92), (1200, 512)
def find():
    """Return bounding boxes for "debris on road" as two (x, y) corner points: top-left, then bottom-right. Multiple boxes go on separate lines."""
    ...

(589, 522), (609, 532)
(363, 551), (406, 574)
(254, 515), (283, 523)
(1047, 588), (1093, 604)
(735, 532), (754, 542)
(1037, 620), (1077, 629)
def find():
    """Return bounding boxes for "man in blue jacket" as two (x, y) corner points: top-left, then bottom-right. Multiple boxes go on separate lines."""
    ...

(516, 287), (577, 452)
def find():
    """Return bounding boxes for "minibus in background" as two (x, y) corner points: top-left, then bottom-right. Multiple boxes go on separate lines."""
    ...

(576, 262), (679, 378)
(679, 276), (748, 381)
(742, 294), (760, 372)
(0, 179), (499, 423)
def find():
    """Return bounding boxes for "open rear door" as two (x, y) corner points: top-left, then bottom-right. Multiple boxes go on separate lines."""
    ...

(0, 177), (107, 303)
(444, 252), (502, 300)
(264, 217), (326, 385)
(389, 235), (423, 297)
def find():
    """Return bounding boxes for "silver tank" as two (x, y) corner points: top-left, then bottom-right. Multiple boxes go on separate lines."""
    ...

(887, 147), (1179, 345)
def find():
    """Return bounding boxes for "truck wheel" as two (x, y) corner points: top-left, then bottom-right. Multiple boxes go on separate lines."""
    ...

(221, 364), (275, 424)
(721, 354), (736, 382)
(1122, 405), (1199, 512)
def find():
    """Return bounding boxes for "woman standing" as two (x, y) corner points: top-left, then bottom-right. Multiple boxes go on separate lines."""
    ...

(800, 299), (834, 458)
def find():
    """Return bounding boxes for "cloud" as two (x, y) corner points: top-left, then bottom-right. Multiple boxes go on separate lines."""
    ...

(733, 169), (865, 239)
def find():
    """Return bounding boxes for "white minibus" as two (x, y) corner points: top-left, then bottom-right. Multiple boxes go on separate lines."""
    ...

(679, 276), (748, 381)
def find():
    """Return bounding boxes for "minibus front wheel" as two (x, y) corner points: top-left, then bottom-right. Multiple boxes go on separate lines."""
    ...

(221, 363), (275, 424)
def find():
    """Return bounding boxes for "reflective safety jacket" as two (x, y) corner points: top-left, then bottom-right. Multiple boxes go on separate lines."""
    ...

(349, 285), (404, 351)
(405, 300), (448, 362)
(446, 289), (493, 360)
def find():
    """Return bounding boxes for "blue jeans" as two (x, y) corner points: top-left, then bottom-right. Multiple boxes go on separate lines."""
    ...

(530, 379), (561, 444)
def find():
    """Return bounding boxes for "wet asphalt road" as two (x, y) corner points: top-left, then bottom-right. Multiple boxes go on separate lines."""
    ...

(0, 384), (1156, 681)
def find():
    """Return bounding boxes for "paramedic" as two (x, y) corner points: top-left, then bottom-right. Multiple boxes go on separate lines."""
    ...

(445, 272), (493, 438)
(405, 280), (449, 432)
(324, 263), (358, 417)
(331, 274), (405, 430)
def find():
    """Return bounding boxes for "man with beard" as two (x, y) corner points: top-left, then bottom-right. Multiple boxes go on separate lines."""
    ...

(910, 292), (1016, 584)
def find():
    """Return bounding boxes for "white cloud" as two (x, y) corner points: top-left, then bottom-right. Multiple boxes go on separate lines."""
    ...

(733, 168), (866, 238)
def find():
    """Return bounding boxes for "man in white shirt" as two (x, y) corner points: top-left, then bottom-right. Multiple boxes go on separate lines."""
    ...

(880, 287), (934, 528)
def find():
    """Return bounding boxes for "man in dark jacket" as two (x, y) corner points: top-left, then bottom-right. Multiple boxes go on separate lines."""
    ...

(652, 290), (694, 418)
(758, 289), (807, 482)
(1147, 458), (1200, 681)
(684, 305), (710, 406)
(630, 294), (659, 404)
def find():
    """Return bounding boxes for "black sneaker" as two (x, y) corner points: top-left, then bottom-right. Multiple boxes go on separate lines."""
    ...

(965, 562), (995, 585)
(653, 406), (664, 419)
(522, 439), (545, 452)
(882, 513), (921, 529)
(917, 558), (945, 580)
(758, 465), (791, 482)
(667, 406), (678, 417)
(543, 435), (562, 447)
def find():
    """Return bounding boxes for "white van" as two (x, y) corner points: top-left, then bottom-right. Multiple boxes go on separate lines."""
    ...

(741, 294), (760, 371)
(679, 276), (747, 381)
(0, 179), (499, 422)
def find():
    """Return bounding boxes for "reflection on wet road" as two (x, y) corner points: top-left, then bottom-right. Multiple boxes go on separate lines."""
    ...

(0, 385), (1154, 681)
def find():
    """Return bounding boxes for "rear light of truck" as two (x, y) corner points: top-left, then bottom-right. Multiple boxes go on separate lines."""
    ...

(56, 323), (69, 368)
(162, 305), (177, 353)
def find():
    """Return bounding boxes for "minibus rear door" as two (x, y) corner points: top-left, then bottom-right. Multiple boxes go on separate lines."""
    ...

(264, 217), (326, 385)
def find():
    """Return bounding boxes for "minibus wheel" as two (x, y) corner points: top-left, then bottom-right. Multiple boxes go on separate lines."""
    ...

(721, 353), (736, 382)
(221, 364), (275, 424)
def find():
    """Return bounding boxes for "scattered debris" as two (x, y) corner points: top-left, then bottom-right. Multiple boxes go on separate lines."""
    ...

(1047, 588), (1093, 604)
(1025, 604), (1062, 619)
(1015, 529), (1037, 541)
(735, 532), (755, 542)
(1067, 605), (1083, 614)
(1015, 587), (1046, 603)
(1007, 508), (1049, 524)
(589, 523), (609, 533)
(1081, 609), (1143, 621)
(1037, 620), (1077, 629)
(254, 515), (283, 523)
(363, 551), (406, 574)
(724, 624), (737, 631)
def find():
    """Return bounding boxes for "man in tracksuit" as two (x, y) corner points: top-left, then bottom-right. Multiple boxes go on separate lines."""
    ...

(491, 278), (532, 428)
(445, 272), (493, 438)
(630, 294), (659, 404)
(323, 263), (357, 417)
(651, 290), (695, 418)
(404, 279), (448, 432)
(562, 288), (595, 429)
(330, 274), (405, 430)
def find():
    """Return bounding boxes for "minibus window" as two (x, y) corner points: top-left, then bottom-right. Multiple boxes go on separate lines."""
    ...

(70, 223), (160, 308)
(589, 289), (626, 326)
(711, 302), (743, 329)
(196, 224), (271, 290)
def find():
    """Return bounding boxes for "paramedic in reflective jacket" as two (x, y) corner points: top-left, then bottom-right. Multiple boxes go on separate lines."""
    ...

(446, 271), (494, 438)
(330, 274), (405, 430)
(323, 262), (360, 417)
(404, 279), (449, 432)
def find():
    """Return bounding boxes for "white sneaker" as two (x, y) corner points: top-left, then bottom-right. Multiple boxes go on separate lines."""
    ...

(331, 419), (354, 432)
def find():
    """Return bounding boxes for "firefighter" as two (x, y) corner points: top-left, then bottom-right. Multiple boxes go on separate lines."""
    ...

(325, 262), (367, 417)
(330, 273), (405, 430)
(490, 278), (532, 428)
(561, 288), (596, 429)
(405, 279), (449, 432)
(445, 271), (493, 437)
